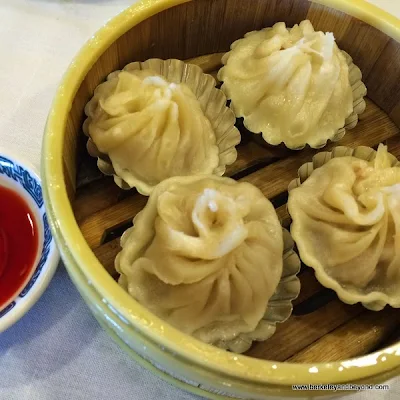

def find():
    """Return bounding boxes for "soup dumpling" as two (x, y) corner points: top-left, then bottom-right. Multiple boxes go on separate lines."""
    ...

(84, 64), (240, 195)
(288, 145), (400, 310)
(218, 20), (366, 149)
(116, 176), (285, 349)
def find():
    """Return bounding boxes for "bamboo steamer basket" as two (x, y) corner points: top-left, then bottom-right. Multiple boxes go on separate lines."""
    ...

(42, 0), (400, 398)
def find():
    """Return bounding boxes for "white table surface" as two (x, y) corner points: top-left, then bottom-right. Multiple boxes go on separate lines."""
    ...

(0, 1), (399, 399)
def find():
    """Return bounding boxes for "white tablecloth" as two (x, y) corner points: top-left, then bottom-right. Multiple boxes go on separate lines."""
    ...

(0, 1), (399, 399)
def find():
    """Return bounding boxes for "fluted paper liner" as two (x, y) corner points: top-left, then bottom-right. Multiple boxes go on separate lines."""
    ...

(215, 228), (301, 353)
(219, 37), (367, 150)
(83, 59), (241, 193)
(288, 145), (400, 311)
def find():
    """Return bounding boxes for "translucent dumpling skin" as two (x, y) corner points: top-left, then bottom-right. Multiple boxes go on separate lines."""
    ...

(85, 70), (220, 194)
(218, 20), (354, 149)
(288, 145), (400, 310)
(116, 176), (284, 345)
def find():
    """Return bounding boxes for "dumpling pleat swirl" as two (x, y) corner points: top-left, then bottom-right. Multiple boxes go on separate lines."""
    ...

(85, 70), (219, 192)
(218, 20), (354, 149)
(116, 176), (283, 343)
(288, 145), (400, 309)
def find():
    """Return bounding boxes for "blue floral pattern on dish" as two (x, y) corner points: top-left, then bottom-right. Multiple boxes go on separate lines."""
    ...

(0, 156), (43, 208)
(0, 155), (53, 318)
(0, 302), (15, 318)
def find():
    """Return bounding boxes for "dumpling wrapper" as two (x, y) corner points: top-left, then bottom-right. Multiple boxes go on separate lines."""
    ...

(85, 70), (220, 194)
(288, 145), (400, 310)
(218, 20), (354, 149)
(116, 176), (284, 345)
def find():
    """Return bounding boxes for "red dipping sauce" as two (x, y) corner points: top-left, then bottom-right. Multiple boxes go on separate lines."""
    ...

(0, 185), (38, 310)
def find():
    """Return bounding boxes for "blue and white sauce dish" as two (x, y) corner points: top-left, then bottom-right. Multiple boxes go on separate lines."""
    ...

(0, 149), (59, 333)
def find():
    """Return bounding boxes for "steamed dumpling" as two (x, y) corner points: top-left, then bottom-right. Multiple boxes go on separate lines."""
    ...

(218, 20), (357, 149)
(116, 176), (284, 348)
(288, 145), (400, 310)
(84, 69), (222, 194)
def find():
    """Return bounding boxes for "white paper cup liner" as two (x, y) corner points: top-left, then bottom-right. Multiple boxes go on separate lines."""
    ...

(288, 145), (400, 311)
(215, 228), (301, 353)
(219, 27), (367, 151)
(84, 59), (241, 193)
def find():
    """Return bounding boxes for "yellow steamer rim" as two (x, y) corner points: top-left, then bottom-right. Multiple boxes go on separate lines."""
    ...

(42, 0), (400, 398)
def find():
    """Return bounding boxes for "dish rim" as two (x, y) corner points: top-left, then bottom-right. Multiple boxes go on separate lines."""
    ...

(0, 148), (59, 333)
(42, 0), (400, 387)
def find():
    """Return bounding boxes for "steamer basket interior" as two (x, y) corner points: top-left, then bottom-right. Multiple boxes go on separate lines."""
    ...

(42, 0), (400, 397)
